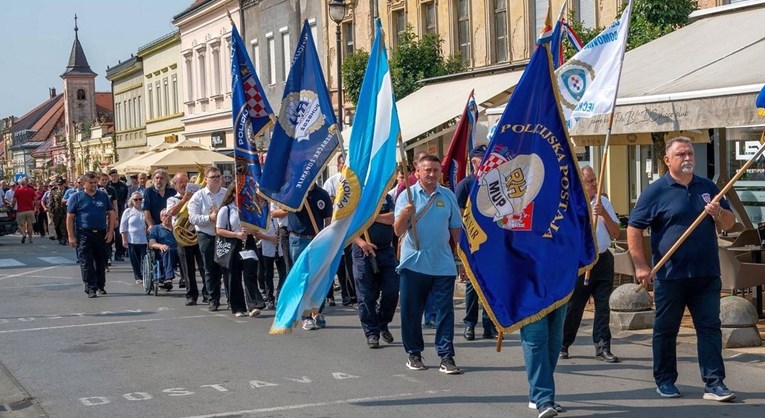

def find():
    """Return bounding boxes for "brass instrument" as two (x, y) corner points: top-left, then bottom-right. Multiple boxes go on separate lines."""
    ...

(173, 171), (205, 246)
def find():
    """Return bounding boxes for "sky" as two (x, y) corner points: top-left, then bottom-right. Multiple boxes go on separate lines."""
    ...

(0, 0), (193, 118)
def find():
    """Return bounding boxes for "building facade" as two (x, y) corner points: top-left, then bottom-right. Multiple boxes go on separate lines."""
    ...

(106, 55), (145, 162)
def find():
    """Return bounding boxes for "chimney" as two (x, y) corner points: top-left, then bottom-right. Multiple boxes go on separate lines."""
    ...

(49, 87), (57, 98)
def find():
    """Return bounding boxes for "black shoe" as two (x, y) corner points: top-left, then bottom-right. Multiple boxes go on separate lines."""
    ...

(114, 256), (124, 262)
(185, 299), (197, 306)
(595, 350), (619, 363)
(342, 297), (352, 306)
(327, 298), (336, 307)
(49, 236), (56, 241)
(482, 329), (499, 339)
(202, 297), (210, 304)
(178, 279), (186, 288)
(406, 353), (426, 370)
(97, 289), (107, 295)
(559, 348), (569, 359)
(380, 328), (394, 344)
(209, 301), (219, 311)
(265, 300), (276, 310)
(367, 335), (380, 349)
(464, 326), (475, 341)
(87, 290), (97, 298)
(21, 236), (26, 244)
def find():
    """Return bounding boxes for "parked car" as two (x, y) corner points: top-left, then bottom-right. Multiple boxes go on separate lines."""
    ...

(0, 205), (18, 236)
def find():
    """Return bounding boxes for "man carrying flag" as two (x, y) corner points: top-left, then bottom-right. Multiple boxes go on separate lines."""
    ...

(457, 41), (596, 418)
(441, 90), (478, 191)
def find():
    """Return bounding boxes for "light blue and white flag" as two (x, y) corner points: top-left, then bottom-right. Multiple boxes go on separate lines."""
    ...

(555, 0), (632, 129)
(270, 18), (399, 333)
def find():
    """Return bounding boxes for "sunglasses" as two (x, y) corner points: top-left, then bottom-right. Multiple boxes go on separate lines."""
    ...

(133, 198), (143, 201)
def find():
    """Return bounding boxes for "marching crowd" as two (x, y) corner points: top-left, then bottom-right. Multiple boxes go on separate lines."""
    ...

(1, 137), (738, 417)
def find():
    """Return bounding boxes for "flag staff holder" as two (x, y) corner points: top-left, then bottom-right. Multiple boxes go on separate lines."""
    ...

(583, 0), (632, 286)
(397, 134), (420, 250)
(636, 132), (765, 292)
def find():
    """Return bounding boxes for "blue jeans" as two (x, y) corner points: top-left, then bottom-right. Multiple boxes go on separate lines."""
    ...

(653, 276), (725, 388)
(424, 292), (437, 324)
(289, 234), (325, 319)
(464, 280), (496, 332)
(520, 305), (565, 406)
(352, 245), (399, 338)
(156, 248), (177, 281)
(399, 268), (455, 359)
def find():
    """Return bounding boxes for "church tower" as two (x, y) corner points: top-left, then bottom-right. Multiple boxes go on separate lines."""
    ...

(61, 15), (97, 144)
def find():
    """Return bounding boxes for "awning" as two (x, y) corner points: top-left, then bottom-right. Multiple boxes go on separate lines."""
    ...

(570, 2), (765, 136)
(397, 68), (524, 144)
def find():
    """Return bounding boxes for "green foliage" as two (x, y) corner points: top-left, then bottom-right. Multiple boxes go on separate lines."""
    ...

(342, 26), (466, 105)
(341, 49), (369, 108)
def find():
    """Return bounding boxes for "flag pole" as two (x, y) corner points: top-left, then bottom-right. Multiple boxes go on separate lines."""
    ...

(397, 134), (420, 250)
(584, 0), (633, 286)
(636, 132), (765, 292)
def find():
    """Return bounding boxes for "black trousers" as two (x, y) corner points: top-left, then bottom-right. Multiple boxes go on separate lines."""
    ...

(332, 246), (356, 301)
(53, 213), (67, 243)
(263, 255), (287, 299)
(77, 229), (108, 292)
(197, 232), (222, 303)
(178, 242), (208, 301)
(352, 245), (399, 337)
(562, 250), (615, 353)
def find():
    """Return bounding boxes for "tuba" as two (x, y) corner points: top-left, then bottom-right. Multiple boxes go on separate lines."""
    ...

(173, 170), (205, 246)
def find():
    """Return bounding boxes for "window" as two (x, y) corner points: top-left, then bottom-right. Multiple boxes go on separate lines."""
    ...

(148, 84), (154, 120)
(171, 76), (178, 114)
(342, 21), (354, 56)
(115, 102), (121, 131)
(124, 100), (130, 128)
(137, 96), (142, 125)
(212, 47), (221, 96)
(163, 78), (170, 116)
(422, 1), (436, 34)
(309, 18), (318, 51)
(534, 0), (547, 37)
(576, 0), (596, 29)
(77, 89), (86, 100)
(184, 55), (194, 102)
(267, 33), (276, 85)
(493, 0), (508, 63)
(392, 9), (406, 48)
(197, 52), (207, 99)
(156, 81), (162, 117)
(132, 98), (137, 128)
(456, 0), (470, 64)
(251, 39), (260, 76)
(281, 29), (291, 82)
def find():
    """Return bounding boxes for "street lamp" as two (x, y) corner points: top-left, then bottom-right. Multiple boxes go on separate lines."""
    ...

(328, 0), (346, 130)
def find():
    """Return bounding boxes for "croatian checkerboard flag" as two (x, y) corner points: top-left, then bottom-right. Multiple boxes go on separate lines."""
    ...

(555, 0), (633, 129)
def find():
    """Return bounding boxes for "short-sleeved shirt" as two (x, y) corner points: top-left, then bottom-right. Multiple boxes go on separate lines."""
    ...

(287, 187), (332, 236)
(63, 187), (80, 201)
(628, 173), (730, 281)
(322, 172), (342, 198)
(67, 190), (114, 230)
(120, 207), (147, 244)
(593, 196), (619, 254)
(454, 174), (476, 210)
(147, 224), (177, 250)
(395, 182), (461, 276)
(13, 186), (36, 212)
(216, 203), (242, 232)
(143, 185), (177, 226)
(364, 194), (395, 247)
(109, 181), (129, 213)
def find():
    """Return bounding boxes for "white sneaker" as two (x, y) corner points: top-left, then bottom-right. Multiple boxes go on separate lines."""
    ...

(249, 308), (261, 317)
(302, 318), (318, 330)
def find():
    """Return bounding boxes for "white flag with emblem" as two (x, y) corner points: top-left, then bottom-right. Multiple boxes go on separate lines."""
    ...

(555, 0), (632, 129)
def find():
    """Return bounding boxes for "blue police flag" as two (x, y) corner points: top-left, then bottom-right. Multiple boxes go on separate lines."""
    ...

(259, 21), (339, 211)
(457, 44), (597, 332)
(231, 23), (274, 230)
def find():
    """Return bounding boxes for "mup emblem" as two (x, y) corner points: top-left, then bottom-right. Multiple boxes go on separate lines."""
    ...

(475, 152), (544, 231)
(558, 60), (595, 111)
(278, 90), (325, 142)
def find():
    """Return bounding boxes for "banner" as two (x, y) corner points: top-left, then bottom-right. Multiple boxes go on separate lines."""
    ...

(259, 21), (340, 211)
(270, 18), (399, 333)
(231, 24), (273, 230)
(458, 43), (597, 332)
(441, 90), (477, 191)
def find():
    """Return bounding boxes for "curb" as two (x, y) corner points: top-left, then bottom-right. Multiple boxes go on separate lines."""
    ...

(0, 361), (46, 417)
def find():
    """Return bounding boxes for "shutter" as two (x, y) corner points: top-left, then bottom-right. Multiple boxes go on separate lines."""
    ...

(578, 0), (596, 29)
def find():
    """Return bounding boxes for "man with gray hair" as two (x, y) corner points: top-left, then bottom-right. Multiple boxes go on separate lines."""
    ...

(143, 169), (176, 230)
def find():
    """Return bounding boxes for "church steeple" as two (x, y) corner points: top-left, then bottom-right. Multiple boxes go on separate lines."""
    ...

(61, 14), (97, 78)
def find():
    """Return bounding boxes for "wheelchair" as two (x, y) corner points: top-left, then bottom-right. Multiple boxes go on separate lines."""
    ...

(141, 250), (173, 296)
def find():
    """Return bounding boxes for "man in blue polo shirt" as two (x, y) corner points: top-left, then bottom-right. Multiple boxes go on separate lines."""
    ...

(628, 137), (735, 402)
(143, 169), (176, 230)
(66, 171), (116, 298)
(394, 154), (462, 375)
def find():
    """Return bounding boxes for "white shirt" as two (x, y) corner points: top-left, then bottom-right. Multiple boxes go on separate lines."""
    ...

(322, 172), (343, 198)
(119, 207), (148, 244)
(187, 186), (227, 236)
(216, 203), (242, 232)
(166, 193), (183, 224)
(260, 216), (283, 258)
(593, 196), (619, 254)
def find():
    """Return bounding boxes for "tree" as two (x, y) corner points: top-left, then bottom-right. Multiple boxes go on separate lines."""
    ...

(341, 49), (369, 108)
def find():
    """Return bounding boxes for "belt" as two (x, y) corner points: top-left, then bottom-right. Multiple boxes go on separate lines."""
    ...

(80, 228), (106, 234)
(290, 232), (316, 239)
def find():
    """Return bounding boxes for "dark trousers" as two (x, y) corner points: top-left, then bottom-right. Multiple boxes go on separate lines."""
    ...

(352, 245), (399, 338)
(463, 280), (496, 332)
(263, 255), (287, 299)
(562, 250), (614, 353)
(255, 246), (274, 300)
(53, 214), (67, 243)
(198, 232), (222, 303)
(113, 226), (125, 258)
(35, 211), (47, 236)
(399, 268), (455, 359)
(653, 276), (726, 388)
(333, 246), (356, 302)
(127, 243), (147, 280)
(76, 229), (108, 292)
(157, 248), (177, 281)
(241, 257), (265, 312)
(178, 243), (207, 301)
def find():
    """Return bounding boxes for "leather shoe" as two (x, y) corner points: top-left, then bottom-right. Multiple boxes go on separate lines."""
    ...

(185, 299), (197, 306)
(380, 328), (394, 344)
(559, 349), (569, 359)
(595, 350), (619, 363)
(209, 301), (219, 312)
(464, 326), (475, 341)
(482, 329), (499, 339)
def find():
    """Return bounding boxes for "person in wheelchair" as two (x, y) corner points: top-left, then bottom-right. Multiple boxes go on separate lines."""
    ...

(148, 208), (178, 290)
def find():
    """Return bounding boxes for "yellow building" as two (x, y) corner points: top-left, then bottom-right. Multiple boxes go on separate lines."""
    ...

(106, 55), (145, 163)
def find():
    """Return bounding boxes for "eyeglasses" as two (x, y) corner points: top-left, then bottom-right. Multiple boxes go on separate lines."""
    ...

(207, 175), (221, 179)
(133, 198), (143, 201)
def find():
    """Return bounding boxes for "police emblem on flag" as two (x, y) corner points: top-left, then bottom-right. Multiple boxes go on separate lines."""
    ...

(278, 90), (325, 142)
(558, 60), (595, 111)
(475, 153), (544, 231)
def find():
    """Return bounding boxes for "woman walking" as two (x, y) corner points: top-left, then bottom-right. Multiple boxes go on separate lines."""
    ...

(120, 192), (148, 284)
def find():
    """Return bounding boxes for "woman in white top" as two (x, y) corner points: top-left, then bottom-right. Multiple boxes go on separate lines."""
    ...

(120, 192), (148, 284)
(215, 187), (265, 317)
(260, 204), (287, 309)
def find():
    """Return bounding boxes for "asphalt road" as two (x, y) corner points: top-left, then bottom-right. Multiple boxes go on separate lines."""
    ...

(1, 234), (765, 417)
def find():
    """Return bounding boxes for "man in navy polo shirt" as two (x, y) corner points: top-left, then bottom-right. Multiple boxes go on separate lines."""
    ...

(143, 169), (176, 230)
(628, 137), (736, 402)
(67, 171), (116, 298)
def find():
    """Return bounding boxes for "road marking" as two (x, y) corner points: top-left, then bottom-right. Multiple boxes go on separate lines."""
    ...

(38, 256), (74, 264)
(181, 390), (445, 418)
(0, 266), (57, 281)
(0, 314), (212, 334)
(0, 259), (24, 267)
